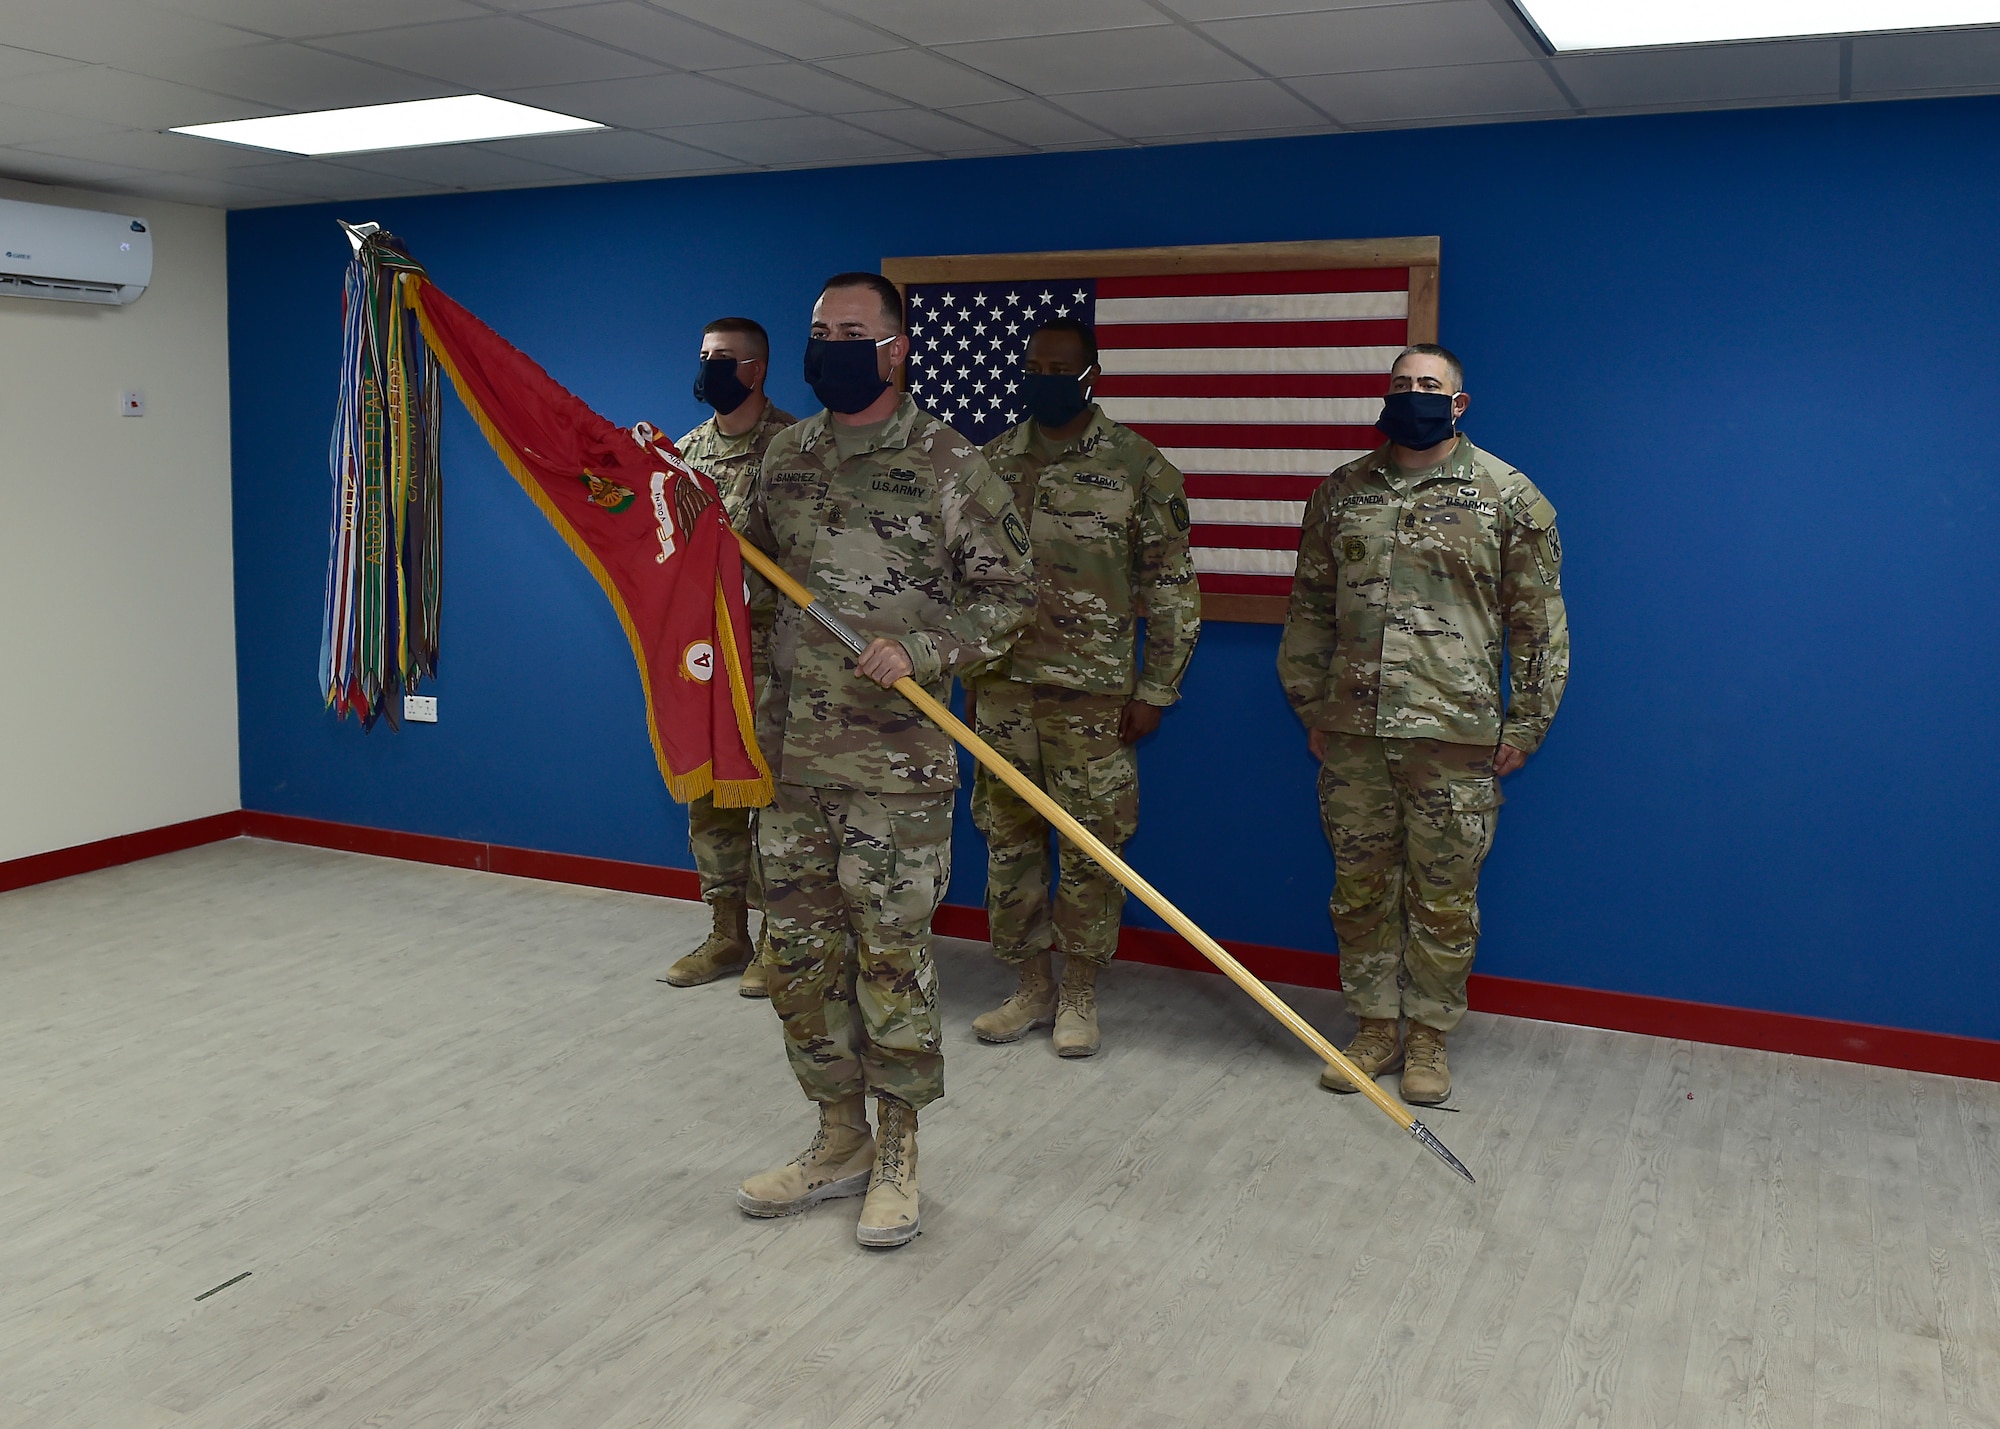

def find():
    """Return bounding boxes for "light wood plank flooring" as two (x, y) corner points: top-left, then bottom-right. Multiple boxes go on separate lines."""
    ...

(2, 838), (1996, 1428)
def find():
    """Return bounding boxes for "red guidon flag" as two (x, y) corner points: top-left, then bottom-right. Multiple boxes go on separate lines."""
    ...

(407, 278), (770, 807)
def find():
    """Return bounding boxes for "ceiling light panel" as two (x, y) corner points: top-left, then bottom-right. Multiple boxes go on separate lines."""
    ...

(1515, 1), (2000, 51)
(170, 95), (602, 155)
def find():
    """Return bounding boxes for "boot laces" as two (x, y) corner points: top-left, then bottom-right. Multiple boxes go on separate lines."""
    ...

(1349, 1025), (1395, 1063)
(1406, 1031), (1445, 1072)
(874, 1103), (908, 1183)
(1059, 966), (1096, 1014)
(792, 1120), (831, 1168)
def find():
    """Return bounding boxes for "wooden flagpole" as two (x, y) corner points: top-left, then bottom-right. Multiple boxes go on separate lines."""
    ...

(731, 534), (1475, 1184)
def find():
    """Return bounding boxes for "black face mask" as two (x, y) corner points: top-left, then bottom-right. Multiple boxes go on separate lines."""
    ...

(803, 336), (892, 415)
(1021, 370), (1093, 429)
(1376, 390), (1459, 450)
(693, 356), (754, 415)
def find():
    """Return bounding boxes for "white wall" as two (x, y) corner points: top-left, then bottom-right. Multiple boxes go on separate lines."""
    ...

(0, 179), (239, 861)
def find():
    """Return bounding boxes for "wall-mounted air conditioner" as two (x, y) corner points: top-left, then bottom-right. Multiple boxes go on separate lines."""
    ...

(0, 197), (153, 305)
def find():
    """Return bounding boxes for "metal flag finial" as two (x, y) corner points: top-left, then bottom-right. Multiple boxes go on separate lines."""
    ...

(1409, 1120), (1475, 1184)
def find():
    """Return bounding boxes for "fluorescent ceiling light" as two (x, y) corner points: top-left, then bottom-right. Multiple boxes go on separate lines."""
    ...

(1515, 0), (2000, 51)
(171, 95), (603, 156)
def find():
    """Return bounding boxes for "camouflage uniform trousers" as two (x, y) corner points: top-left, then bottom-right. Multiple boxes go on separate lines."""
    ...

(969, 680), (1137, 968)
(686, 794), (762, 908)
(1318, 734), (1503, 1033)
(756, 781), (951, 1111)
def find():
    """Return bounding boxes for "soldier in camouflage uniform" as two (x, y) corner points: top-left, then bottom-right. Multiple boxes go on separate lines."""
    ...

(1278, 343), (1568, 1105)
(733, 273), (1035, 1249)
(663, 317), (796, 998)
(965, 317), (1201, 1058)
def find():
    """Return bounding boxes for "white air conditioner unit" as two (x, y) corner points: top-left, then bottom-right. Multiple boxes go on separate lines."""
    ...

(0, 197), (153, 306)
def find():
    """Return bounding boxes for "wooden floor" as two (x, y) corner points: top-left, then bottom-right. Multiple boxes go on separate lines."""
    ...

(2, 840), (1996, 1429)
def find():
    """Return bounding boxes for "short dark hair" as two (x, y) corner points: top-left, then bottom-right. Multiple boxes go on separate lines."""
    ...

(702, 317), (769, 360)
(818, 272), (904, 331)
(1029, 315), (1098, 367)
(1394, 342), (1464, 389)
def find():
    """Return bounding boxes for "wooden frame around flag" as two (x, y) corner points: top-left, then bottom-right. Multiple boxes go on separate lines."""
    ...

(883, 237), (1441, 625)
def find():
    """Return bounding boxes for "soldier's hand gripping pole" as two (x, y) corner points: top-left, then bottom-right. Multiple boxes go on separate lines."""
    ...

(732, 533), (1475, 1185)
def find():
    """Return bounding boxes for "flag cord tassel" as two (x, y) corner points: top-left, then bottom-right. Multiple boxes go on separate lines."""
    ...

(732, 533), (1474, 1184)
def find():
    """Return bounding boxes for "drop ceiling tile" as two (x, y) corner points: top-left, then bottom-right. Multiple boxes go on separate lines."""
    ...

(317, 16), (664, 91)
(1060, 77), (1326, 137)
(0, 45), (92, 82)
(0, 148), (156, 187)
(0, 103), (124, 148)
(105, 171), (301, 205)
(1200, 1), (1530, 78)
(708, 62), (906, 115)
(830, 0), (1166, 45)
(505, 72), (801, 127)
(0, 3), (266, 68)
(481, 127), (731, 175)
(15, 128), (289, 173)
(154, 0), (486, 40)
(842, 107), (1028, 154)
(938, 26), (1256, 95)
(118, 42), (457, 110)
(527, 4), (776, 69)
(656, 114), (916, 164)
(0, 66), (277, 129)
(223, 157), (449, 198)
(1290, 60), (1567, 125)
(650, 2), (900, 60)
(937, 97), (1120, 146)
(1851, 28), (2000, 95)
(1164, 0), (1400, 17)
(1554, 41), (1838, 110)
(817, 49), (1019, 107)
(337, 144), (593, 188)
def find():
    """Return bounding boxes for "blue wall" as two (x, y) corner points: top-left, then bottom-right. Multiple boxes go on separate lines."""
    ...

(229, 96), (2000, 1040)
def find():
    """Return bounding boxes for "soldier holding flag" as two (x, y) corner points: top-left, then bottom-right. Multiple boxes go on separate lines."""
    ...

(733, 273), (1035, 1249)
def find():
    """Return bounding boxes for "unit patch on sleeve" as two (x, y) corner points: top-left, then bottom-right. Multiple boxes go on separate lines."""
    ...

(1167, 494), (1191, 532)
(1002, 510), (1032, 555)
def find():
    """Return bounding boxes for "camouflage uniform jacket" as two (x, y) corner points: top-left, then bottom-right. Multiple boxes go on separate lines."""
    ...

(1277, 437), (1569, 754)
(677, 399), (797, 524)
(744, 395), (1037, 793)
(967, 406), (1201, 705)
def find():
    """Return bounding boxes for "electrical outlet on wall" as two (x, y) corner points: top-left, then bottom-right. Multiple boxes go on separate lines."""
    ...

(404, 694), (437, 723)
(121, 390), (145, 416)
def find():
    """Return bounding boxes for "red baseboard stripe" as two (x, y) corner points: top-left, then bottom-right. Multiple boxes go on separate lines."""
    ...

(7, 810), (1995, 1081)
(0, 811), (242, 895)
(238, 811), (703, 901)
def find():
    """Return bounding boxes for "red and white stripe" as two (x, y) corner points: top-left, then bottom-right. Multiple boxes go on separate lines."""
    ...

(1091, 268), (1407, 600)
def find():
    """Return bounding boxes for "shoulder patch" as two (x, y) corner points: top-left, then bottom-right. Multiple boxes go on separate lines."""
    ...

(1167, 493), (1191, 532)
(1001, 509), (1032, 556)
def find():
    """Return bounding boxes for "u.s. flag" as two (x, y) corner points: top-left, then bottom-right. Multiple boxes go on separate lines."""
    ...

(905, 268), (1413, 603)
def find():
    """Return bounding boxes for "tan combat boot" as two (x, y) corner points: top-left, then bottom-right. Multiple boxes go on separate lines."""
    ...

(1400, 1024), (1452, 1105)
(737, 922), (770, 999)
(856, 1096), (920, 1248)
(1052, 957), (1102, 1058)
(970, 949), (1057, 1043)
(1319, 1017), (1402, 1093)
(735, 1098), (874, 1217)
(663, 896), (751, 987)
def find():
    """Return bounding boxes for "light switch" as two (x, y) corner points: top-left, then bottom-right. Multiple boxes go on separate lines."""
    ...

(121, 390), (145, 417)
